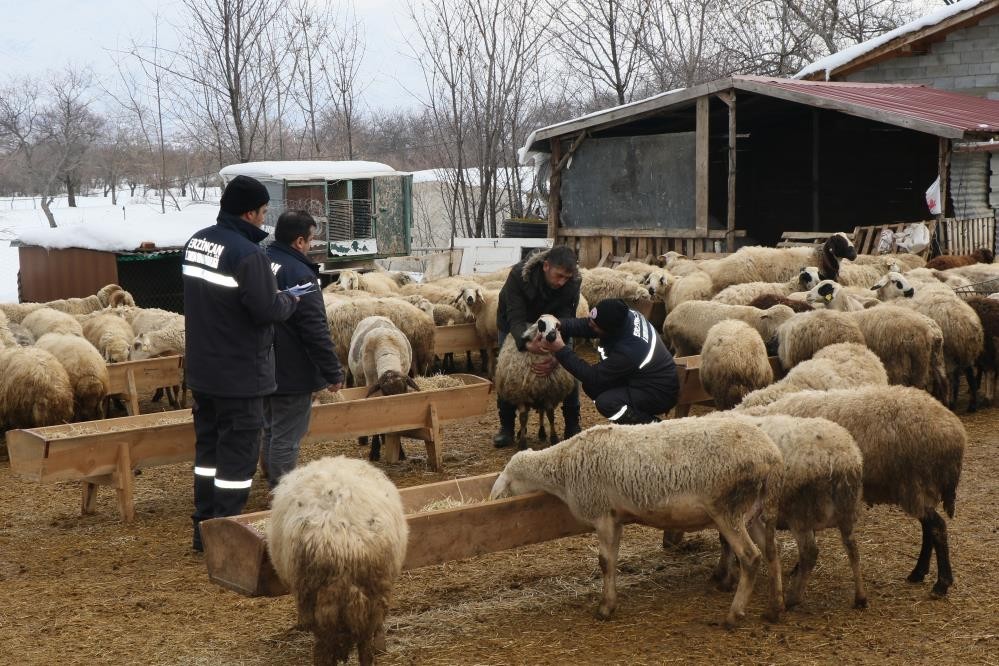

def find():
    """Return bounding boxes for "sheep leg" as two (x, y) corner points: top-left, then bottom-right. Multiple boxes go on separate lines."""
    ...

(785, 527), (817, 611)
(926, 509), (954, 598)
(947, 366), (960, 410)
(594, 515), (623, 620)
(368, 435), (382, 462)
(839, 521), (868, 609)
(907, 516), (934, 584)
(753, 516), (784, 622)
(536, 408), (547, 443)
(152, 387), (164, 403)
(516, 408), (529, 450)
(714, 517), (761, 629)
(964, 366), (979, 413)
(712, 533), (738, 592)
(465, 351), (473, 372)
(546, 408), (559, 446)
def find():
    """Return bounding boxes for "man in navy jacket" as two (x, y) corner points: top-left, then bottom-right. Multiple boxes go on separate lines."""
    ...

(263, 211), (344, 489)
(183, 175), (298, 551)
(540, 298), (678, 424)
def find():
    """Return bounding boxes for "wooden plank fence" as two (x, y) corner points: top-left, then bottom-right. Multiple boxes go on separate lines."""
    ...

(558, 229), (747, 267)
(937, 217), (996, 256)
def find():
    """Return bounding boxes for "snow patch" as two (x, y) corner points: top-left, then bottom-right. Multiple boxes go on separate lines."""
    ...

(219, 160), (401, 181)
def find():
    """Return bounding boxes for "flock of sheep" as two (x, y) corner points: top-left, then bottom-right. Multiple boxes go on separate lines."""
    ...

(0, 285), (185, 428)
(277, 236), (992, 664)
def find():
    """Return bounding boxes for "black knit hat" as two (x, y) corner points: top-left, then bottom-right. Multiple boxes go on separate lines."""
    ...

(220, 175), (270, 215)
(590, 298), (630, 333)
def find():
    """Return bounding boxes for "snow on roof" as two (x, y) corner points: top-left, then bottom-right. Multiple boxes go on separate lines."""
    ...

(517, 88), (686, 163)
(794, 0), (993, 80)
(219, 160), (401, 181)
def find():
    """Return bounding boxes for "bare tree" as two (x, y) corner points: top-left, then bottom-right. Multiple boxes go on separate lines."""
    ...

(323, 1), (366, 159)
(641, 0), (735, 91)
(0, 69), (102, 227)
(549, 0), (655, 106)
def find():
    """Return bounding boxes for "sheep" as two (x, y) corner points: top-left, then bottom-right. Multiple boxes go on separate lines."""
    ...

(22, 308), (85, 339)
(925, 247), (995, 271)
(453, 285), (501, 376)
(489, 415), (784, 627)
(613, 261), (658, 280)
(81, 313), (135, 363)
(903, 267), (971, 289)
(43, 284), (134, 316)
(870, 271), (917, 300)
(853, 253), (925, 271)
(96, 283), (136, 307)
(348, 316), (418, 395)
(494, 315), (575, 449)
(663, 301), (795, 357)
(7, 321), (34, 346)
(267, 455), (408, 666)
(398, 280), (477, 305)
(803, 280), (871, 311)
(701, 233), (856, 292)
(0, 310), (17, 348)
(0, 301), (45, 324)
(338, 268), (401, 296)
(470, 266), (512, 284)
(580, 267), (652, 306)
(719, 415), (866, 610)
(34, 332), (111, 421)
(775, 309), (866, 370)
(738, 343), (887, 408)
(938, 262), (999, 285)
(658, 251), (724, 278)
(835, 258), (896, 288)
(742, 386), (966, 597)
(131, 319), (185, 360)
(699, 319), (774, 409)
(118, 306), (183, 337)
(747, 294), (815, 314)
(327, 297), (435, 383)
(660, 269), (714, 312)
(965, 296), (999, 406)
(0, 346), (75, 428)
(712, 268), (820, 306)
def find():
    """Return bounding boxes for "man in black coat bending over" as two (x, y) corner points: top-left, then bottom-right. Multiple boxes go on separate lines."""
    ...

(183, 175), (298, 552)
(494, 246), (582, 447)
(539, 298), (678, 425)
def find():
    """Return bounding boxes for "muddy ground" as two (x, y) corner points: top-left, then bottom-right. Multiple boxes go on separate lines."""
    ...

(1, 349), (997, 665)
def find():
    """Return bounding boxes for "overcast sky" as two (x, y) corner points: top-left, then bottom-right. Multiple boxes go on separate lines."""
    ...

(0, 0), (426, 113)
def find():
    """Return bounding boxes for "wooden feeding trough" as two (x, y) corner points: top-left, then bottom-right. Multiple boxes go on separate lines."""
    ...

(6, 374), (493, 522)
(106, 355), (185, 415)
(201, 472), (592, 597)
(433, 323), (483, 357)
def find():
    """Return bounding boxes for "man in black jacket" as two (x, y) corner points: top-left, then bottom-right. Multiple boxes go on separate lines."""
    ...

(263, 211), (344, 489)
(494, 246), (581, 447)
(539, 298), (678, 424)
(183, 175), (298, 552)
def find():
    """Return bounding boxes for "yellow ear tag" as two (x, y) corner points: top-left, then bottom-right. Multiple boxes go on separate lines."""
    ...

(824, 293), (833, 302)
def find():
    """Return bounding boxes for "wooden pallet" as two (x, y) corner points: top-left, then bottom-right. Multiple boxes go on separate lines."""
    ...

(851, 220), (938, 258)
(106, 355), (185, 415)
(775, 231), (850, 248)
(200, 472), (594, 597)
(6, 375), (493, 522)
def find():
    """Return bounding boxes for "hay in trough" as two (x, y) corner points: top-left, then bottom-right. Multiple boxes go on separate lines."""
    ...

(312, 389), (345, 405)
(44, 414), (192, 439)
(414, 374), (465, 391)
(417, 496), (484, 513)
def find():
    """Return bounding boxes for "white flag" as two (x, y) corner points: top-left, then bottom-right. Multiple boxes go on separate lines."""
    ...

(925, 176), (942, 215)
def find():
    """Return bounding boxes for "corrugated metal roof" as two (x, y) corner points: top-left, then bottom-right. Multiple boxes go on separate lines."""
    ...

(747, 77), (999, 136)
(520, 75), (999, 156)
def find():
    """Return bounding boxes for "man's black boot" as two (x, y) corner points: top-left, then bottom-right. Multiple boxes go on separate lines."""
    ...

(494, 401), (516, 448)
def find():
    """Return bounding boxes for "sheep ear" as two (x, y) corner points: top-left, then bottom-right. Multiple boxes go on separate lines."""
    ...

(405, 376), (420, 391)
(366, 384), (383, 397)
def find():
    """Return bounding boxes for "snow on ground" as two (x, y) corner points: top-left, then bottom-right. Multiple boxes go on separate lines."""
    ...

(0, 191), (221, 303)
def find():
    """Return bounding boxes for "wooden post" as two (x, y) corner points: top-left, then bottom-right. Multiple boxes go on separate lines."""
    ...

(718, 91), (737, 252)
(547, 138), (562, 240)
(125, 368), (140, 416)
(695, 97), (710, 234)
(112, 443), (136, 523)
(425, 404), (441, 472)
(938, 137), (951, 221)
(382, 434), (402, 464)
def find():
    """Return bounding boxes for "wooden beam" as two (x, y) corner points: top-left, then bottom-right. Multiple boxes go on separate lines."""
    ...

(558, 228), (746, 239)
(547, 138), (562, 240)
(719, 91), (738, 252)
(695, 97), (710, 233)
(432, 324), (481, 356)
(938, 137), (951, 220)
(952, 141), (999, 153)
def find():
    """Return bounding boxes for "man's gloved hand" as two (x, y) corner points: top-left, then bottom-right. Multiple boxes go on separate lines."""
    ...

(327, 382), (343, 393)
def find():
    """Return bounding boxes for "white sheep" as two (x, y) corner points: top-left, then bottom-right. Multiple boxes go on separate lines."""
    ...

(7, 322), (34, 347)
(699, 319), (773, 409)
(338, 268), (402, 295)
(81, 313), (135, 363)
(580, 267), (651, 306)
(0, 310), (17, 348)
(711, 268), (820, 306)
(489, 415), (784, 627)
(0, 346), (75, 428)
(720, 414), (866, 610)
(775, 309), (866, 370)
(453, 285), (501, 376)
(130, 319), (185, 360)
(853, 253), (925, 271)
(659, 269), (715, 312)
(835, 258), (896, 288)
(267, 456), (408, 666)
(742, 385), (966, 598)
(738, 342), (887, 408)
(494, 315), (576, 449)
(35, 332), (111, 421)
(22, 308), (85, 339)
(804, 280), (870, 311)
(663, 301), (795, 357)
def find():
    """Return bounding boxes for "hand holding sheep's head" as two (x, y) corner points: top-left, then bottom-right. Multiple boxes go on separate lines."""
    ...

(366, 370), (420, 397)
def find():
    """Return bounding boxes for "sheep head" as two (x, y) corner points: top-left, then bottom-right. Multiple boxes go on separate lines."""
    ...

(101, 332), (131, 363)
(455, 285), (483, 313)
(974, 248), (995, 263)
(524, 314), (560, 343)
(488, 463), (535, 500)
(658, 251), (687, 269)
(826, 232), (857, 261)
(757, 304), (796, 353)
(871, 271), (914, 300)
(645, 271), (671, 298)
(366, 370), (419, 397)
(806, 280), (841, 306)
(798, 266), (820, 291)
(337, 269), (361, 291)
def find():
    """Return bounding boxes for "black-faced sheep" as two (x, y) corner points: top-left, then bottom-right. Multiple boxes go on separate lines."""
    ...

(490, 416), (784, 627)
(701, 233), (856, 292)
(738, 342), (887, 408)
(494, 315), (575, 449)
(0, 346), (75, 428)
(743, 386), (966, 597)
(699, 319), (773, 410)
(267, 456), (408, 666)
(663, 301), (795, 357)
(721, 415), (866, 610)
(712, 268), (819, 306)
